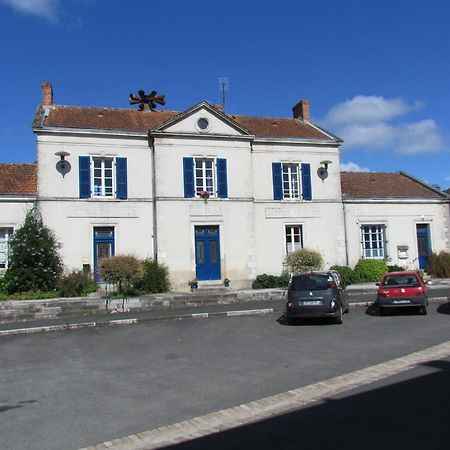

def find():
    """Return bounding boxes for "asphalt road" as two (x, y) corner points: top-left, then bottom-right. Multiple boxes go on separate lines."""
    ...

(1, 305), (450, 450)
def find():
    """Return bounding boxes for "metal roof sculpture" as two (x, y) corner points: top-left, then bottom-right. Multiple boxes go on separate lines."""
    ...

(129, 90), (166, 111)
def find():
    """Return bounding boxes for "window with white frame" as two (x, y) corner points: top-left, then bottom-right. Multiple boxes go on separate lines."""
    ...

(285, 225), (303, 253)
(93, 158), (114, 197)
(0, 227), (13, 269)
(361, 224), (386, 259)
(195, 158), (215, 196)
(282, 163), (300, 199)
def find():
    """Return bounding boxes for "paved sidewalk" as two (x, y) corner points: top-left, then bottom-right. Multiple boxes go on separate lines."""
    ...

(81, 340), (450, 450)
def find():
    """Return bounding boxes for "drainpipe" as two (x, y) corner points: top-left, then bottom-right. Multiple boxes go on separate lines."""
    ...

(342, 194), (349, 266)
(148, 133), (158, 260)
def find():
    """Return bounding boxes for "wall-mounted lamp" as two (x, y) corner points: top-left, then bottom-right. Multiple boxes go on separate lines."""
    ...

(55, 151), (71, 177)
(317, 160), (332, 181)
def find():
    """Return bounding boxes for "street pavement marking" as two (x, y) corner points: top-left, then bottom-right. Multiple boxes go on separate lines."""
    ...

(82, 340), (450, 450)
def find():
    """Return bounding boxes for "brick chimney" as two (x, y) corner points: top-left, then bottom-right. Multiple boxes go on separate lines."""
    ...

(213, 104), (223, 112)
(292, 99), (310, 122)
(42, 81), (53, 106)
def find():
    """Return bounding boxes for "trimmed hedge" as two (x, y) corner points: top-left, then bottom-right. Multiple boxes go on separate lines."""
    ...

(426, 251), (450, 278)
(353, 259), (388, 282)
(252, 272), (290, 289)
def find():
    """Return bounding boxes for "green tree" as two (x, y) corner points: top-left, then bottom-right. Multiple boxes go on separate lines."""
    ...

(2, 209), (63, 293)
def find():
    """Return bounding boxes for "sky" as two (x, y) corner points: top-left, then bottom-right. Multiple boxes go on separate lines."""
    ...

(0, 0), (449, 190)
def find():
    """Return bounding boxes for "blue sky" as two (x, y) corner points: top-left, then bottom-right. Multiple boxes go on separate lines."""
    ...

(1, 0), (449, 189)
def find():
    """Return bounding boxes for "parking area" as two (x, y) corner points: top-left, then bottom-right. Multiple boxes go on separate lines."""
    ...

(1, 305), (450, 450)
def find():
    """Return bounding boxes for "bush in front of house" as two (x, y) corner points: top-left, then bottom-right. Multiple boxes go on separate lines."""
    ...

(285, 248), (324, 274)
(387, 264), (406, 272)
(99, 255), (144, 296)
(252, 272), (290, 289)
(329, 265), (359, 286)
(134, 258), (170, 294)
(426, 251), (450, 278)
(57, 270), (97, 298)
(353, 259), (388, 282)
(2, 209), (63, 294)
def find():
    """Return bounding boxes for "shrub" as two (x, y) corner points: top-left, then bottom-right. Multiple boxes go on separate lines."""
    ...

(329, 265), (357, 286)
(426, 251), (450, 278)
(135, 259), (170, 294)
(2, 209), (63, 294)
(285, 248), (323, 274)
(387, 264), (406, 272)
(353, 259), (388, 282)
(252, 272), (290, 289)
(99, 255), (144, 295)
(58, 270), (97, 298)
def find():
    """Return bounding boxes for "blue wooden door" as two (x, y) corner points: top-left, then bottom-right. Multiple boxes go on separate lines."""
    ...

(416, 224), (430, 270)
(195, 226), (221, 280)
(93, 227), (115, 282)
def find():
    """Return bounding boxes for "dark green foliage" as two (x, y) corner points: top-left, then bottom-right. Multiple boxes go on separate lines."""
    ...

(252, 272), (290, 289)
(387, 264), (406, 272)
(58, 270), (97, 297)
(353, 259), (388, 282)
(329, 265), (359, 286)
(426, 252), (450, 278)
(135, 259), (170, 294)
(0, 290), (60, 301)
(2, 210), (63, 294)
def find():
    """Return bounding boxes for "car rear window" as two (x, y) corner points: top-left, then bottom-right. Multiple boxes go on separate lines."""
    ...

(381, 275), (420, 287)
(291, 274), (330, 291)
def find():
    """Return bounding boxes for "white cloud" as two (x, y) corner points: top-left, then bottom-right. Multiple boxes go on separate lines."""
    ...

(340, 162), (370, 172)
(1, 0), (59, 21)
(321, 95), (445, 155)
(323, 95), (420, 127)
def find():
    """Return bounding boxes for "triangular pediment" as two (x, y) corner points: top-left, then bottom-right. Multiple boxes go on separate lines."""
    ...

(151, 101), (253, 136)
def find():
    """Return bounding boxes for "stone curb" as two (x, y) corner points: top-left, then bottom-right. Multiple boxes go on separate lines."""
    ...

(1, 297), (448, 338)
(82, 340), (450, 450)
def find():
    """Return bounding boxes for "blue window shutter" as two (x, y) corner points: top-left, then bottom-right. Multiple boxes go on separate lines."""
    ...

(301, 163), (312, 200)
(79, 156), (91, 199)
(272, 162), (283, 200)
(116, 157), (128, 199)
(183, 157), (195, 198)
(217, 158), (228, 198)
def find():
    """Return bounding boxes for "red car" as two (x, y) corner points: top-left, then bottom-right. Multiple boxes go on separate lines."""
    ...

(376, 271), (428, 315)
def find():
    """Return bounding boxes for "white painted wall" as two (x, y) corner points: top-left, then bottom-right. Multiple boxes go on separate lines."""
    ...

(36, 132), (154, 272)
(344, 201), (450, 269)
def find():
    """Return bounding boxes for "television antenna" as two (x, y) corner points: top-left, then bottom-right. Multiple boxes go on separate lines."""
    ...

(218, 77), (229, 112)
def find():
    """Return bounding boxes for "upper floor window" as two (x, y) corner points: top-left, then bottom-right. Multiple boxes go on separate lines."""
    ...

(361, 224), (386, 259)
(183, 157), (228, 199)
(79, 156), (127, 200)
(285, 225), (303, 253)
(195, 158), (215, 196)
(0, 227), (13, 269)
(272, 162), (312, 201)
(282, 163), (300, 199)
(93, 158), (114, 197)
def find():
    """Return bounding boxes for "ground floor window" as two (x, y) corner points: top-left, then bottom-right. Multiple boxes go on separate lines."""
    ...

(0, 227), (13, 269)
(285, 225), (303, 253)
(361, 224), (386, 258)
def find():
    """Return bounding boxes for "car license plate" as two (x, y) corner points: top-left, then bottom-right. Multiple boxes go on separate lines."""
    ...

(300, 300), (323, 306)
(393, 299), (411, 304)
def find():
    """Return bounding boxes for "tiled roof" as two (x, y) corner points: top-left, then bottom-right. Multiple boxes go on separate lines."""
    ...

(40, 105), (334, 140)
(0, 164), (37, 196)
(341, 172), (446, 199)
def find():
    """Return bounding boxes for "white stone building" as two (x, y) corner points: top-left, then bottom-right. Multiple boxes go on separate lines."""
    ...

(0, 82), (448, 289)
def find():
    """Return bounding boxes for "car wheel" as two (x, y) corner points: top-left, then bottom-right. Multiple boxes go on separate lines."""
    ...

(335, 306), (343, 324)
(420, 306), (428, 316)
